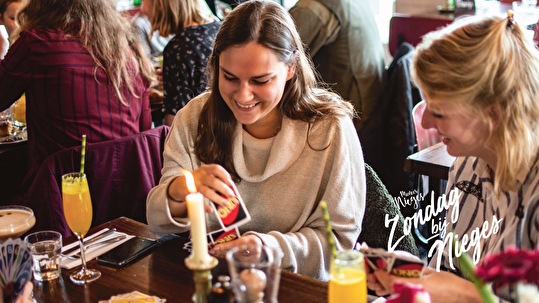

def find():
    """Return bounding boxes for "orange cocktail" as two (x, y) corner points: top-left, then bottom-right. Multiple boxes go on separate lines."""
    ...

(61, 172), (100, 284)
(328, 250), (367, 303)
(62, 174), (92, 237)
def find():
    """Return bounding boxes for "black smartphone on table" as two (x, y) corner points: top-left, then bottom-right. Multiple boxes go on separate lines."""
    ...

(96, 237), (158, 268)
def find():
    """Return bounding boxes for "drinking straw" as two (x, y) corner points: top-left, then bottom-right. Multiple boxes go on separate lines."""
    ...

(80, 134), (87, 175)
(320, 201), (337, 261)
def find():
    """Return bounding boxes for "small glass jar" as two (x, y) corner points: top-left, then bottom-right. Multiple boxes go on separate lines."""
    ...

(328, 250), (367, 303)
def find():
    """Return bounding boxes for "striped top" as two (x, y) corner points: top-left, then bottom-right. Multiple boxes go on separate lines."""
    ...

(429, 155), (539, 301)
(0, 28), (152, 180)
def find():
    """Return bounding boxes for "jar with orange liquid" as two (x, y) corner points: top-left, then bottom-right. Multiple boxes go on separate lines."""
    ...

(328, 250), (367, 303)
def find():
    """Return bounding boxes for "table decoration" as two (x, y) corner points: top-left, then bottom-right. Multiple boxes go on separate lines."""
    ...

(472, 247), (539, 303)
(183, 170), (218, 303)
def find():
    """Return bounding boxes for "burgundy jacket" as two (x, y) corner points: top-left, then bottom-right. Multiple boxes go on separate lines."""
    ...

(13, 126), (169, 237)
(0, 28), (152, 183)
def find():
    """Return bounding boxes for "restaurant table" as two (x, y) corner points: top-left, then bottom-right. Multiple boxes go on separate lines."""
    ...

(404, 142), (455, 182)
(32, 217), (384, 303)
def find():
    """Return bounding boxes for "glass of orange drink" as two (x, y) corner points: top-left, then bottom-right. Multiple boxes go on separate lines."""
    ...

(328, 250), (367, 303)
(62, 172), (101, 284)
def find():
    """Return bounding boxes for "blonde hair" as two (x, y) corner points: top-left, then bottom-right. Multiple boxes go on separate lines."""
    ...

(148, 0), (216, 37)
(412, 15), (539, 193)
(17, 0), (154, 106)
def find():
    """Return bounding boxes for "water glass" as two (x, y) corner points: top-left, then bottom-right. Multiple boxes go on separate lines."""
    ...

(328, 250), (367, 303)
(226, 244), (283, 303)
(24, 231), (62, 281)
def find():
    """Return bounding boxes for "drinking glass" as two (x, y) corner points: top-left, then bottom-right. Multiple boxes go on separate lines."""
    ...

(328, 250), (367, 303)
(61, 172), (101, 284)
(24, 230), (62, 281)
(226, 244), (283, 303)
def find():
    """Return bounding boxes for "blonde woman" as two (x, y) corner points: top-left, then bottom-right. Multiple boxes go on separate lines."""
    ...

(368, 14), (539, 303)
(143, 0), (220, 126)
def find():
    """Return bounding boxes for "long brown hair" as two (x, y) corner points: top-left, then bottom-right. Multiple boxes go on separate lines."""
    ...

(195, 0), (355, 181)
(17, 0), (154, 105)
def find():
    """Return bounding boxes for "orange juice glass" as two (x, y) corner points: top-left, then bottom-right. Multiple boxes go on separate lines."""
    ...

(61, 172), (101, 284)
(328, 250), (367, 303)
(62, 174), (92, 237)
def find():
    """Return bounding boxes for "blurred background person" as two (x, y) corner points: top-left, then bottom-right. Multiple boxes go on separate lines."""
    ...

(0, 0), (25, 59)
(132, 12), (173, 60)
(289, 0), (385, 132)
(0, 0), (154, 198)
(143, 0), (220, 126)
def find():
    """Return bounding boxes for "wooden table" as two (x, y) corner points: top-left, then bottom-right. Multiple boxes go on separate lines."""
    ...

(404, 142), (455, 181)
(32, 217), (335, 303)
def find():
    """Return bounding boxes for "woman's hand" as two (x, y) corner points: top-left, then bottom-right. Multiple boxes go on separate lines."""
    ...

(192, 164), (236, 207)
(209, 234), (262, 259)
(167, 164), (237, 216)
(367, 269), (392, 296)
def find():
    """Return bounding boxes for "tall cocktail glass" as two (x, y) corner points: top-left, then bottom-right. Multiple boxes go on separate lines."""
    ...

(61, 172), (101, 284)
(0, 205), (36, 242)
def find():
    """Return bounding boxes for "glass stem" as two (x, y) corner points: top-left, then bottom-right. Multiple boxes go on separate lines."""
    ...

(77, 236), (89, 273)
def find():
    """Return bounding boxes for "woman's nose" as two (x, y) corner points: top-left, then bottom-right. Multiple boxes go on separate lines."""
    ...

(235, 82), (253, 102)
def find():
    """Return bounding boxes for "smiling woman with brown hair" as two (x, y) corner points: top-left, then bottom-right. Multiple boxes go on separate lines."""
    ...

(147, 0), (366, 281)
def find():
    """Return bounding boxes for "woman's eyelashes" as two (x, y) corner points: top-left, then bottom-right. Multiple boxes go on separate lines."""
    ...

(222, 73), (271, 85)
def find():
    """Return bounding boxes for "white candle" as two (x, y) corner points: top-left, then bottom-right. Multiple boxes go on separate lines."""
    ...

(184, 170), (210, 264)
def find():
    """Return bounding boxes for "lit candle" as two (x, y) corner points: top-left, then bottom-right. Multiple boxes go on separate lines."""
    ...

(184, 170), (210, 264)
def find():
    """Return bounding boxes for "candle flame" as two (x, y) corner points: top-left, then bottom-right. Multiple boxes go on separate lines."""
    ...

(183, 170), (197, 193)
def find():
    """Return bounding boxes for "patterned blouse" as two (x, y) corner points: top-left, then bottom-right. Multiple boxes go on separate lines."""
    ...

(162, 21), (220, 116)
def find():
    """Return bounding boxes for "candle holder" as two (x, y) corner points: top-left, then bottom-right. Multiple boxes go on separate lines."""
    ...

(185, 255), (219, 303)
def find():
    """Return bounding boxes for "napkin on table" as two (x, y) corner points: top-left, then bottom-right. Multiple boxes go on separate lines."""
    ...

(60, 228), (134, 270)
